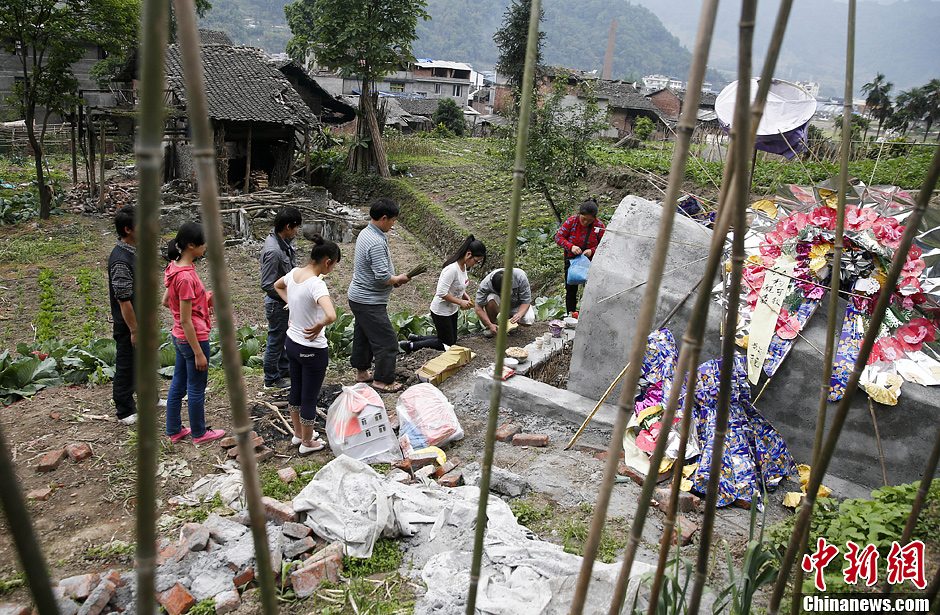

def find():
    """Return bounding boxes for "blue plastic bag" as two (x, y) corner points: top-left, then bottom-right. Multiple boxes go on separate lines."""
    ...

(566, 254), (591, 285)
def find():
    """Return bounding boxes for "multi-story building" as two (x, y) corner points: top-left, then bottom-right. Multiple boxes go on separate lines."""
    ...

(308, 59), (473, 107)
(642, 74), (684, 92)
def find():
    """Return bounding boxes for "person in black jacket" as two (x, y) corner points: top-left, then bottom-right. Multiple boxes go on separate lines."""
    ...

(260, 207), (302, 389)
(108, 206), (139, 425)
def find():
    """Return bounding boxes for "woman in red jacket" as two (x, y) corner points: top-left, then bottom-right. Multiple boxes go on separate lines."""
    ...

(555, 198), (606, 314)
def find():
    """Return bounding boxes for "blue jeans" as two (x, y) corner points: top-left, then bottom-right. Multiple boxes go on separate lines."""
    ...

(264, 297), (290, 384)
(167, 337), (210, 438)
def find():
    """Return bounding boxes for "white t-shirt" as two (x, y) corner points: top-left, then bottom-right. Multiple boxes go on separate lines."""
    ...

(430, 262), (469, 317)
(284, 268), (330, 348)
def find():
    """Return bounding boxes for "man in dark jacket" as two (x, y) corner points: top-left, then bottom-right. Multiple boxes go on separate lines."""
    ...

(108, 206), (139, 424)
(260, 207), (302, 389)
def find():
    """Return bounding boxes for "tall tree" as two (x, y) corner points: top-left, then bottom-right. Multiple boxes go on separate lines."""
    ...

(432, 97), (466, 136)
(0, 0), (139, 218)
(922, 78), (940, 142)
(861, 73), (893, 140)
(493, 0), (544, 96)
(285, 0), (429, 178)
(889, 87), (926, 137)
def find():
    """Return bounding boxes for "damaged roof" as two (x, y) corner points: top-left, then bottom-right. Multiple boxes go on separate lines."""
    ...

(592, 80), (654, 111)
(164, 44), (316, 126)
(396, 97), (441, 118)
(198, 29), (234, 46)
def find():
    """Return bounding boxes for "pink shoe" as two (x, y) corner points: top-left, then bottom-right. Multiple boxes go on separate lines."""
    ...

(168, 427), (192, 444)
(193, 428), (226, 445)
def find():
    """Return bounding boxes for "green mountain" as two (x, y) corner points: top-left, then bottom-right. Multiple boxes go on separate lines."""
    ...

(201, 0), (705, 84)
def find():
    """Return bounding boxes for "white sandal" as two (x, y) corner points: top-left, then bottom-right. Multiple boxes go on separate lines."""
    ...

(299, 439), (326, 455)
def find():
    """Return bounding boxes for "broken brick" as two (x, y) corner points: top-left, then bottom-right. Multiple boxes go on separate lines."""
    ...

(494, 423), (521, 442)
(27, 487), (53, 501)
(65, 442), (93, 462)
(78, 578), (115, 615)
(282, 522), (312, 540)
(290, 552), (342, 598)
(37, 448), (67, 473)
(672, 520), (699, 546)
(511, 433), (549, 447)
(438, 470), (464, 488)
(232, 567), (254, 588)
(219, 437), (238, 449)
(58, 574), (100, 600)
(226, 447), (240, 459)
(213, 588), (241, 615)
(49, 411), (62, 421)
(180, 523), (210, 552)
(253, 447), (275, 463)
(284, 536), (316, 559)
(262, 496), (296, 523)
(652, 487), (700, 514)
(277, 467), (297, 483)
(158, 583), (196, 615)
(0, 604), (31, 615)
(432, 458), (461, 479)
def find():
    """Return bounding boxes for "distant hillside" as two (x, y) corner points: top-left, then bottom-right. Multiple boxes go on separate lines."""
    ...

(631, 0), (940, 96)
(201, 0), (712, 85)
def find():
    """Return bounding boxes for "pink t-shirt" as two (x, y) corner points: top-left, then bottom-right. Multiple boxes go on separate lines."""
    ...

(164, 261), (212, 341)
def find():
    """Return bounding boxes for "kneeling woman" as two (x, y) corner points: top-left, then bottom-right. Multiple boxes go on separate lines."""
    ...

(274, 235), (340, 454)
(401, 235), (486, 352)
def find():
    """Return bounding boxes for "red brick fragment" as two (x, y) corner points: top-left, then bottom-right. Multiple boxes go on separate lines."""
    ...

(261, 496), (296, 523)
(233, 567), (254, 588)
(494, 423), (521, 442)
(432, 458), (461, 479)
(511, 433), (549, 447)
(58, 573), (100, 600)
(27, 487), (53, 501)
(37, 448), (67, 472)
(290, 548), (342, 598)
(438, 470), (464, 488)
(158, 583), (196, 615)
(672, 520), (699, 546)
(65, 442), (93, 462)
(277, 467), (297, 483)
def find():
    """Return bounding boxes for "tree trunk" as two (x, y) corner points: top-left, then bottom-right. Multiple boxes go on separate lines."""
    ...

(98, 120), (107, 210)
(244, 123), (252, 193)
(925, 118), (934, 143)
(360, 81), (390, 178)
(70, 113), (78, 184)
(540, 184), (563, 224)
(24, 108), (52, 219)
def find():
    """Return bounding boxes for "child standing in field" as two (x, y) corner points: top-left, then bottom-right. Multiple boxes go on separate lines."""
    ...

(274, 234), (339, 454)
(162, 222), (226, 445)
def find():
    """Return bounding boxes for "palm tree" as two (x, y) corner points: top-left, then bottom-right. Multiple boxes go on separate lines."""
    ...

(890, 87), (927, 137)
(922, 79), (940, 142)
(861, 73), (894, 140)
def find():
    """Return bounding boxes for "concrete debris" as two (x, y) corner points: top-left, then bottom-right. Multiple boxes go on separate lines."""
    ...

(283, 536), (317, 559)
(214, 588), (241, 614)
(58, 574), (100, 600)
(203, 513), (248, 544)
(181, 522), (210, 552)
(281, 521), (312, 540)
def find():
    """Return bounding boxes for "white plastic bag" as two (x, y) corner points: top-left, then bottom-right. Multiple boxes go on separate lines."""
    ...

(325, 383), (402, 463)
(396, 383), (464, 455)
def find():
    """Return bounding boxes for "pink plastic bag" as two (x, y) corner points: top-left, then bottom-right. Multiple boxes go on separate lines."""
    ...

(396, 384), (464, 455)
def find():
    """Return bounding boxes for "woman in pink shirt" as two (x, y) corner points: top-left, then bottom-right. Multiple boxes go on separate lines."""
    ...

(162, 222), (225, 445)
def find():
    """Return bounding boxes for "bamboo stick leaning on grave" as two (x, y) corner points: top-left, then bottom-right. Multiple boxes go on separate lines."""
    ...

(172, 2), (279, 613)
(564, 277), (703, 452)
(767, 144), (940, 615)
(0, 428), (57, 613)
(791, 4), (855, 610)
(133, 0), (170, 610)
(686, 3), (757, 613)
(465, 2), (541, 613)
(567, 1), (722, 612)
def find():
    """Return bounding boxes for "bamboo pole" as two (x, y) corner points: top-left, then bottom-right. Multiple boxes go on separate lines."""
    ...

(768, 145), (940, 615)
(70, 113), (78, 184)
(465, 2), (541, 613)
(172, 1), (279, 613)
(244, 123), (252, 193)
(98, 119), (107, 208)
(642, 4), (799, 606)
(0, 429), (58, 613)
(304, 125), (311, 184)
(790, 4), (856, 611)
(570, 1), (723, 612)
(133, 0), (169, 610)
(686, 2), (756, 612)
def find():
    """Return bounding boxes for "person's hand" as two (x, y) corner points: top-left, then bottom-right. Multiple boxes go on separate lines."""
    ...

(461, 299), (473, 310)
(571, 246), (583, 256)
(304, 323), (325, 340)
(130, 331), (137, 347)
(392, 274), (410, 287)
(584, 249), (593, 259)
(195, 352), (208, 371)
(509, 313), (522, 324)
(207, 291), (215, 317)
(488, 323), (498, 334)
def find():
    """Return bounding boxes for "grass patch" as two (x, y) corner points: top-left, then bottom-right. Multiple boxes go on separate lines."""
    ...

(560, 516), (628, 564)
(74, 267), (106, 344)
(510, 497), (554, 527)
(301, 572), (418, 614)
(84, 539), (135, 562)
(0, 572), (25, 596)
(35, 268), (61, 342)
(176, 492), (230, 524)
(342, 538), (404, 578)
(260, 460), (325, 501)
(189, 598), (216, 615)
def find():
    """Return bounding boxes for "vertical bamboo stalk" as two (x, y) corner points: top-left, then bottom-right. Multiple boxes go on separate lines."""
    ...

(768, 144), (940, 615)
(133, 0), (169, 610)
(70, 113), (78, 184)
(569, 2), (722, 611)
(465, 2), (541, 613)
(171, 1), (279, 613)
(790, 4), (856, 611)
(686, 3), (756, 613)
(304, 125), (311, 184)
(244, 123), (252, 193)
(98, 119), (107, 207)
(644, 2), (796, 608)
(0, 429), (58, 613)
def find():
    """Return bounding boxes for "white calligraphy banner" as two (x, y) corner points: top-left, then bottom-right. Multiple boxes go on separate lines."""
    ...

(747, 256), (796, 384)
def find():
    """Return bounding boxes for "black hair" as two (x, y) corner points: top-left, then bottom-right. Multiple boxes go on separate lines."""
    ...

(578, 197), (599, 217)
(369, 197), (400, 221)
(166, 221), (206, 261)
(274, 206), (302, 233)
(443, 234), (486, 268)
(491, 269), (504, 292)
(114, 205), (135, 238)
(307, 234), (341, 264)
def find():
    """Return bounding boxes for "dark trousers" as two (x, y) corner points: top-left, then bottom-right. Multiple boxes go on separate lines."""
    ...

(285, 338), (329, 424)
(564, 258), (581, 314)
(411, 312), (459, 351)
(263, 297), (290, 385)
(113, 327), (135, 419)
(348, 300), (398, 384)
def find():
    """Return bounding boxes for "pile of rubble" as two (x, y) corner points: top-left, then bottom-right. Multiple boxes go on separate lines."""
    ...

(218, 431), (275, 465)
(28, 442), (94, 502)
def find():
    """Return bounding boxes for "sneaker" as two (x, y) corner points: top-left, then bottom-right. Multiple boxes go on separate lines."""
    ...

(168, 427), (192, 443)
(119, 414), (137, 425)
(291, 436), (302, 446)
(263, 378), (291, 390)
(193, 428), (226, 445)
(157, 399), (168, 407)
